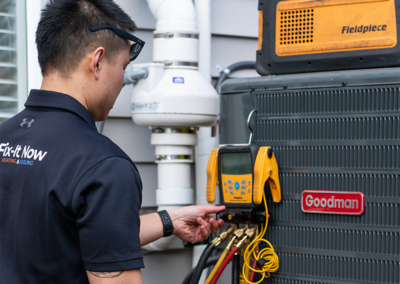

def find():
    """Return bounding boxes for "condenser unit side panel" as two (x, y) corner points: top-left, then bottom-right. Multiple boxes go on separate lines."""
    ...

(219, 68), (400, 283)
(220, 92), (255, 145)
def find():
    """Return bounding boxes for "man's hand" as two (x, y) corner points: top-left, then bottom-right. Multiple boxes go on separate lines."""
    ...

(168, 205), (226, 243)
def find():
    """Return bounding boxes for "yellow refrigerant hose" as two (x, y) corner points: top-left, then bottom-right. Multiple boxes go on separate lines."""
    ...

(241, 190), (279, 284)
(239, 248), (252, 284)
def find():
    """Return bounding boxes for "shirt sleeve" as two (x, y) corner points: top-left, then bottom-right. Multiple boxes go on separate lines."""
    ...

(71, 157), (144, 271)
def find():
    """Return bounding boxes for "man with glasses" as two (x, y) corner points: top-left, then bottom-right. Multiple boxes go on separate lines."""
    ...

(0, 1), (224, 283)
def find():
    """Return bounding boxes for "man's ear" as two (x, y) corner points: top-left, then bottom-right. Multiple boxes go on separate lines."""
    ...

(89, 47), (105, 80)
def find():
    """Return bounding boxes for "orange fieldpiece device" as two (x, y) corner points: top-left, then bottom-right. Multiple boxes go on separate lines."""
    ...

(256, 0), (399, 75)
(206, 144), (282, 223)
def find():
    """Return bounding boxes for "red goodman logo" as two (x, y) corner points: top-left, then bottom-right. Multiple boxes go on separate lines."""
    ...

(302, 190), (365, 216)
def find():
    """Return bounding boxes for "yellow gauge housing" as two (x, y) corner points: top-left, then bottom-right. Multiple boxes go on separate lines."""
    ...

(253, 147), (281, 204)
(206, 148), (219, 203)
(206, 145), (282, 209)
(221, 173), (253, 204)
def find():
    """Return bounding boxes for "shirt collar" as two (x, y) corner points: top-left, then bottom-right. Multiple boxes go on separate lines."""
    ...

(25, 89), (97, 129)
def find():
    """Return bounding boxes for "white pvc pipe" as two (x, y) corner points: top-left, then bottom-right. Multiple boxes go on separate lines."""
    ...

(158, 163), (191, 189)
(143, 0), (212, 254)
(146, 0), (165, 14)
(142, 235), (177, 252)
(147, 0), (197, 32)
(195, 0), (212, 81)
(153, 36), (199, 63)
(142, 134), (195, 251)
(193, 0), (218, 207)
(195, 129), (218, 206)
(193, 1), (214, 283)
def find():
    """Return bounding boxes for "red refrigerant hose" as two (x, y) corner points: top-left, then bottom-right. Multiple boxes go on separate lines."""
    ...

(249, 252), (259, 282)
(210, 246), (239, 284)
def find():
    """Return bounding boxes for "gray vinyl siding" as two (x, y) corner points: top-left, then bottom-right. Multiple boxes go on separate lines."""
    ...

(0, 0), (27, 123)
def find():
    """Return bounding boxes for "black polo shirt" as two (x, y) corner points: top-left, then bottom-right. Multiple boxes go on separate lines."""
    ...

(0, 90), (144, 283)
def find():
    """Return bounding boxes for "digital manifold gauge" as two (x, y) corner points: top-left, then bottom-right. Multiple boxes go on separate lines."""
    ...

(206, 144), (282, 223)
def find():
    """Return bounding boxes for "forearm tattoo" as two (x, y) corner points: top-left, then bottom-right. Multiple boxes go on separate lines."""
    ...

(89, 271), (123, 278)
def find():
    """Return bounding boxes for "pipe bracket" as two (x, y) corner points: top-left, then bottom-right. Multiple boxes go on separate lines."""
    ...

(156, 154), (192, 161)
(154, 32), (199, 39)
(154, 60), (198, 67)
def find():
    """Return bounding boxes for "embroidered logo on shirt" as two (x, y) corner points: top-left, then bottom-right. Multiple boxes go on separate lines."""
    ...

(20, 118), (34, 128)
(0, 142), (47, 166)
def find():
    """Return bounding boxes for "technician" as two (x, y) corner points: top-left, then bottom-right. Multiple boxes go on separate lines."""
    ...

(0, 1), (224, 283)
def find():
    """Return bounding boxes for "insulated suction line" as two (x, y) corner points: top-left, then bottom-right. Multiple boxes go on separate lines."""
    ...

(241, 190), (279, 284)
(190, 243), (216, 284)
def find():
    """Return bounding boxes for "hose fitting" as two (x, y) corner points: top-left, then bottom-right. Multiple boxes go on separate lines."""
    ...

(220, 224), (238, 242)
(211, 224), (238, 247)
(233, 224), (248, 241)
(233, 225), (251, 249)
(225, 235), (237, 250)
(235, 235), (248, 249)
(244, 227), (257, 240)
(225, 225), (248, 250)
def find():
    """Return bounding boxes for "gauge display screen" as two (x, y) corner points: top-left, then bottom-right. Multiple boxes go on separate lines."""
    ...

(222, 153), (252, 175)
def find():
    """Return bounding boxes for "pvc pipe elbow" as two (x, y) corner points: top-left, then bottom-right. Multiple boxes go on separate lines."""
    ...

(147, 0), (197, 31)
(146, 0), (166, 17)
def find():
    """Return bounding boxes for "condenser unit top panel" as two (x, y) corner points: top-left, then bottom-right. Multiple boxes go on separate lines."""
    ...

(220, 67), (400, 94)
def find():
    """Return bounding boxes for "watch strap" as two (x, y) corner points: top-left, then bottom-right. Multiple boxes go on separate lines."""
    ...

(157, 210), (174, 237)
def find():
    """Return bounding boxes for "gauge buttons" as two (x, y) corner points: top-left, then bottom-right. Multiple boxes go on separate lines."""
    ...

(228, 185), (234, 189)
(247, 188), (251, 192)
(240, 190), (246, 195)
(224, 188), (227, 192)
(241, 179), (247, 184)
(230, 190), (235, 195)
(240, 185), (247, 189)
(228, 179), (233, 184)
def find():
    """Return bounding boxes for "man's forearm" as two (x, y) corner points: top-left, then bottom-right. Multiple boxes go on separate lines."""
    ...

(139, 213), (164, 246)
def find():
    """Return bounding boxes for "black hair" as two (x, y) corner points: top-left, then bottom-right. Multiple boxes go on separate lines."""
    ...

(36, 0), (137, 76)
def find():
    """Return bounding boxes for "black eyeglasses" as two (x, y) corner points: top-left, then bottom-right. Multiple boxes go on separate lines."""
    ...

(89, 25), (145, 62)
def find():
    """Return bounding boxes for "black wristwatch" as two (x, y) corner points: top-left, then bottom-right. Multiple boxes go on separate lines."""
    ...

(157, 210), (174, 237)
